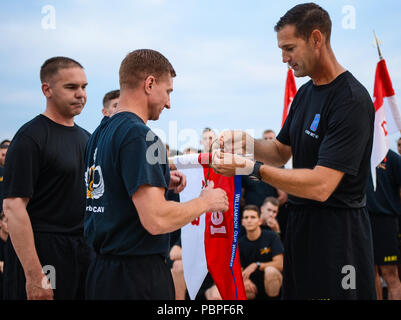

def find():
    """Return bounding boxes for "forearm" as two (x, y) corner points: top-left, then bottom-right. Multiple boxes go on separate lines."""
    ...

(146, 197), (209, 235)
(254, 139), (289, 167)
(260, 259), (283, 273)
(4, 201), (43, 280)
(259, 165), (333, 202)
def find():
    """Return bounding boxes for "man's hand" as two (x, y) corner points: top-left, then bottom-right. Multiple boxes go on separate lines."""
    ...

(26, 275), (54, 300)
(267, 218), (281, 234)
(169, 170), (187, 193)
(199, 181), (229, 213)
(212, 150), (254, 177)
(169, 245), (182, 261)
(218, 130), (254, 155)
(242, 262), (258, 280)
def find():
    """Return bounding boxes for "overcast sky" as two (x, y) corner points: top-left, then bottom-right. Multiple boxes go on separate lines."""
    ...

(1, 0), (400, 151)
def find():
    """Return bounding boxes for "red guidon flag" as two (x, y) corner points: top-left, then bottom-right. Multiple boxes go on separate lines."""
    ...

(173, 153), (246, 300)
(371, 59), (401, 188)
(282, 67), (297, 127)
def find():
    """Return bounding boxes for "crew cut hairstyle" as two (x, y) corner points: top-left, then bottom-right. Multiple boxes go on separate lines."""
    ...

(119, 49), (176, 89)
(262, 196), (279, 208)
(274, 2), (332, 43)
(102, 89), (120, 108)
(242, 204), (261, 217)
(40, 56), (84, 83)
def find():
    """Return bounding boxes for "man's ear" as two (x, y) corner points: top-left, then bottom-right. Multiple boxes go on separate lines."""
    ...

(144, 75), (156, 95)
(41, 82), (52, 98)
(310, 29), (323, 49)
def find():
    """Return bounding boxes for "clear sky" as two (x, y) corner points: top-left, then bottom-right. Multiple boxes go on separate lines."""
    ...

(1, 0), (400, 151)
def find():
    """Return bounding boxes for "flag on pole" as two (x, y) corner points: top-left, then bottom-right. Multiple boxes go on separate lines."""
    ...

(282, 67), (297, 127)
(173, 153), (246, 300)
(371, 37), (401, 188)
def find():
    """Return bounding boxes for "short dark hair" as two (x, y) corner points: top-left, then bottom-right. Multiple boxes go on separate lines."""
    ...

(40, 56), (84, 83)
(0, 139), (10, 149)
(102, 90), (120, 108)
(119, 49), (176, 89)
(274, 3), (332, 43)
(262, 196), (279, 208)
(242, 204), (260, 217)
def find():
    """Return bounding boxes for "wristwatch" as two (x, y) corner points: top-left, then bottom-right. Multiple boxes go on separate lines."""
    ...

(256, 261), (261, 270)
(249, 161), (263, 181)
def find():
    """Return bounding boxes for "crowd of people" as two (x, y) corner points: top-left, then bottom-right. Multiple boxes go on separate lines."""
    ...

(0, 2), (400, 301)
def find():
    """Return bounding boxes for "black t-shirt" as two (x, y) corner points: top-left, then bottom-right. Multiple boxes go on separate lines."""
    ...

(239, 229), (284, 268)
(84, 112), (171, 256)
(3, 115), (90, 234)
(242, 175), (278, 208)
(366, 149), (401, 216)
(277, 71), (374, 208)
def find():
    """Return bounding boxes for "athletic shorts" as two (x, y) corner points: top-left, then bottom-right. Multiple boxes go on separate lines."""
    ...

(3, 232), (95, 300)
(85, 253), (175, 300)
(369, 212), (400, 265)
(282, 204), (376, 300)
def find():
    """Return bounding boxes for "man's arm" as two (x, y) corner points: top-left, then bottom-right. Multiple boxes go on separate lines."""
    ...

(213, 151), (344, 202)
(258, 164), (344, 202)
(219, 130), (292, 167)
(3, 197), (53, 300)
(254, 138), (292, 167)
(132, 182), (228, 235)
(260, 254), (284, 273)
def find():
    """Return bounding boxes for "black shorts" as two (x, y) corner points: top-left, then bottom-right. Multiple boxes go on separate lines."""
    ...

(3, 232), (95, 300)
(85, 253), (175, 300)
(369, 213), (400, 265)
(282, 205), (376, 300)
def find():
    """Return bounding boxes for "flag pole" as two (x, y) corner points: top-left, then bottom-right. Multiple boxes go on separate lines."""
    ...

(373, 30), (383, 61)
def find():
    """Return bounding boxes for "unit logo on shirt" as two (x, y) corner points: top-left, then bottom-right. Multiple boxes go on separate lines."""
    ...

(260, 247), (271, 255)
(85, 148), (104, 200)
(305, 113), (320, 139)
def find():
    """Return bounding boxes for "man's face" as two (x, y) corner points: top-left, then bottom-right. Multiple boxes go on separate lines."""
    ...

(263, 131), (275, 140)
(44, 67), (88, 119)
(0, 148), (7, 167)
(261, 202), (279, 220)
(102, 97), (119, 117)
(201, 131), (217, 152)
(277, 25), (315, 78)
(242, 209), (261, 232)
(148, 75), (173, 121)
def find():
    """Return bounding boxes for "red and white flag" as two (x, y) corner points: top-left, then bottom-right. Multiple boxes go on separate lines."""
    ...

(282, 67), (297, 127)
(371, 59), (401, 188)
(173, 153), (246, 300)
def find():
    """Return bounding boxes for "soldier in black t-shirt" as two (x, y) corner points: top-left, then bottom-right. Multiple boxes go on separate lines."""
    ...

(84, 49), (229, 300)
(2, 57), (94, 300)
(214, 3), (376, 299)
(239, 205), (284, 300)
(366, 149), (401, 299)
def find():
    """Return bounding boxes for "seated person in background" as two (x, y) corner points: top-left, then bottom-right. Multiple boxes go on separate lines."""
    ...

(239, 205), (284, 300)
(260, 197), (281, 236)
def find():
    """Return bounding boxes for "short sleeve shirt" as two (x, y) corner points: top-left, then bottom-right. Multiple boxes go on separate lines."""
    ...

(239, 229), (284, 268)
(3, 115), (90, 234)
(277, 71), (375, 208)
(84, 112), (170, 256)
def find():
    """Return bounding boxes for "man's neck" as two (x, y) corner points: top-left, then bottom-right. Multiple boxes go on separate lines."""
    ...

(43, 107), (74, 127)
(115, 93), (148, 124)
(310, 47), (346, 86)
(246, 227), (262, 241)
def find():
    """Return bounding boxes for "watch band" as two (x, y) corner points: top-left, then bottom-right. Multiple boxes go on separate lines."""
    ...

(249, 161), (263, 181)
